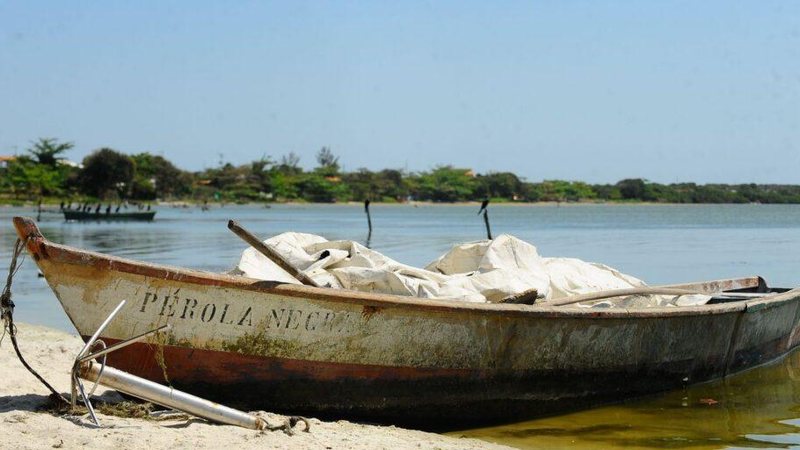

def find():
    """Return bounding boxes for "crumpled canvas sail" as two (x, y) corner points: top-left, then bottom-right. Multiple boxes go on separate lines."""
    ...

(231, 233), (709, 307)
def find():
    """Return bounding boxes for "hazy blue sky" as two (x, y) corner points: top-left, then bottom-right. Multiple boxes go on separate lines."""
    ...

(1, 1), (798, 183)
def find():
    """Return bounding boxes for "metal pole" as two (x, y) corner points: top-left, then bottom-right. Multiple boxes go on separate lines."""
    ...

(79, 362), (267, 430)
(79, 324), (170, 363)
(77, 300), (126, 360)
(72, 300), (127, 408)
(75, 373), (100, 425)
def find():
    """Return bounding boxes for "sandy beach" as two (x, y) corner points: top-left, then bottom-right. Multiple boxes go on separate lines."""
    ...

(0, 322), (511, 450)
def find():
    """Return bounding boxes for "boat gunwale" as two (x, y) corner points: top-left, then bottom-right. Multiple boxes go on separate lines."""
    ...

(13, 216), (799, 319)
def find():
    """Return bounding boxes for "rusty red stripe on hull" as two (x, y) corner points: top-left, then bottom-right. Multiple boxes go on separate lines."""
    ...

(93, 337), (479, 383)
(84, 336), (740, 428)
(91, 337), (510, 427)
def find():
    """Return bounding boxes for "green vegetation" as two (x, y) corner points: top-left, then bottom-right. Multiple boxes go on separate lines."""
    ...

(2, 138), (800, 205)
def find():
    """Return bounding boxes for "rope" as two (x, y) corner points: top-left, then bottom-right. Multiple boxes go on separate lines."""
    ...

(1, 238), (69, 405)
(255, 414), (311, 435)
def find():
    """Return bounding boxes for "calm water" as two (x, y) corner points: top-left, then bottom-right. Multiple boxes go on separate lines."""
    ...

(2, 203), (800, 449)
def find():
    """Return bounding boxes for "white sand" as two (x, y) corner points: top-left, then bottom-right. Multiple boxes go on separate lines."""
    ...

(0, 322), (512, 450)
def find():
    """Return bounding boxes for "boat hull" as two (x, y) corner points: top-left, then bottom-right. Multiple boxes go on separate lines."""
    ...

(63, 210), (156, 221)
(12, 216), (800, 427)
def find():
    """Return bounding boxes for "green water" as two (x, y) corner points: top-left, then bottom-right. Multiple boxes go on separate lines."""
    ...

(454, 350), (800, 449)
(2, 203), (800, 448)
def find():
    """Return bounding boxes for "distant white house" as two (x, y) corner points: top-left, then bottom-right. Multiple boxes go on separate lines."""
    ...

(0, 155), (16, 169)
(57, 158), (83, 169)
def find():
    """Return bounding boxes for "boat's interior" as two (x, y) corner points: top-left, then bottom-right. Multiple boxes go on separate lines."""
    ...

(12, 215), (795, 313)
(706, 284), (790, 304)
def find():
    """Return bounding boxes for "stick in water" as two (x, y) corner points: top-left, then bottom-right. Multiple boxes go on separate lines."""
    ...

(227, 220), (320, 287)
(364, 199), (373, 248)
(364, 199), (373, 234)
(478, 199), (492, 240)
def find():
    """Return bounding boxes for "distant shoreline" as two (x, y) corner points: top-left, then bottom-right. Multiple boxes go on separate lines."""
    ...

(0, 199), (789, 208)
(4, 142), (800, 206)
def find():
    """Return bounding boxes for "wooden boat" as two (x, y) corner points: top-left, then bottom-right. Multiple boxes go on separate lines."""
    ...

(12, 216), (800, 428)
(63, 210), (156, 222)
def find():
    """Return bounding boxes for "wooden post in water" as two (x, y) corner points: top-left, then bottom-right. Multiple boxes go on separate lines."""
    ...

(364, 199), (373, 247)
(478, 199), (492, 240)
(364, 199), (373, 233)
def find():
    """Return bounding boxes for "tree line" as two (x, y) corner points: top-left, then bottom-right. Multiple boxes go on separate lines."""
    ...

(2, 138), (800, 204)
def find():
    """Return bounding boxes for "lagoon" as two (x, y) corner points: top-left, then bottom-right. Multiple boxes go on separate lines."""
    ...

(2, 203), (800, 448)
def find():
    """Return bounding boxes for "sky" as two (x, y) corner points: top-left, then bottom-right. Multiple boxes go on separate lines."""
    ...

(0, 1), (798, 184)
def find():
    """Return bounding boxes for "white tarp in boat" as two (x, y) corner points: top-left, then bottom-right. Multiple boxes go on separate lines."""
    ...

(231, 233), (710, 307)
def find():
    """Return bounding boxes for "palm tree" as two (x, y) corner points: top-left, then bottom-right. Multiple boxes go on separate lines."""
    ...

(27, 138), (74, 166)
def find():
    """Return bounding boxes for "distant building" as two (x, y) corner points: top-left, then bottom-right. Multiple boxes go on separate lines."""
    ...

(0, 155), (16, 169)
(57, 158), (83, 169)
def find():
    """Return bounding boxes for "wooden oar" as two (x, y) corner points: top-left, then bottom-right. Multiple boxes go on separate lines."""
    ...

(227, 220), (321, 288)
(546, 287), (710, 307)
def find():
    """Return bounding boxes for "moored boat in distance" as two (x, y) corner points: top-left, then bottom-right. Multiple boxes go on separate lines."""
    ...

(63, 210), (156, 222)
(11, 216), (800, 428)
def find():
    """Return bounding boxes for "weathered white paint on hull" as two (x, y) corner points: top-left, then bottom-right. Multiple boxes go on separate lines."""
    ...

(39, 254), (800, 377)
